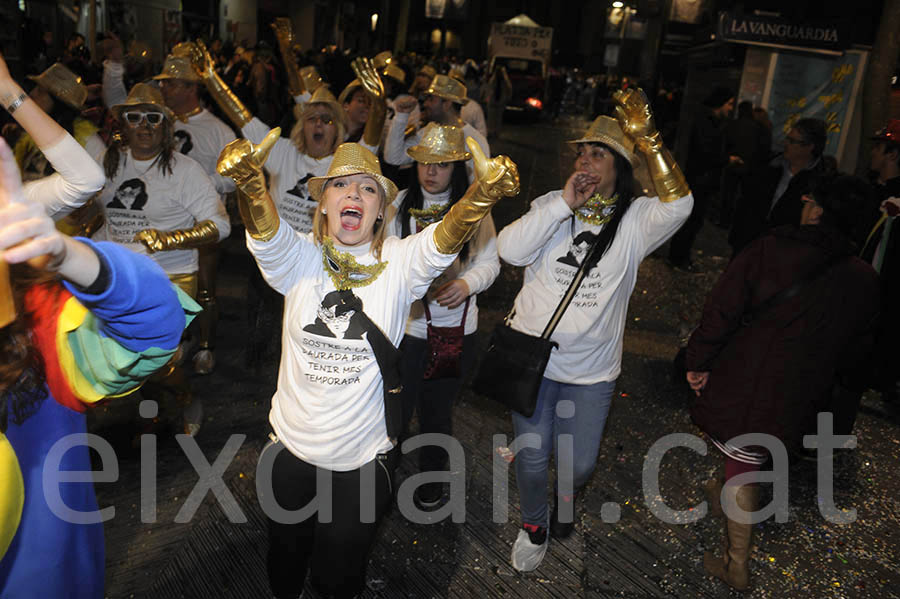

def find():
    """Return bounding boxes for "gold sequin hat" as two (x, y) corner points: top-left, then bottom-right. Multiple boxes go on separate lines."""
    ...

(337, 79), (361, 104)
(373, 51), (393, 69)
(297, 85), (348, 129)
(111, 82), (174, 121)
(425, 74), (469, 105)
(308, 143), (398, 205)
(153, 55), (201, 82)
(27, 63), (88, 110)
(407, 123), (471, 164)
(417, 64), (437, 79)
(448, 68), (465, 82)
(568, 115), (638, 166)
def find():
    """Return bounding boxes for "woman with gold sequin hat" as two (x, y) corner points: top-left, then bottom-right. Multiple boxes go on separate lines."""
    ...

(388, 122), (500, 511)
(216, 127), (519, 597)
(497, 89), (693, 572)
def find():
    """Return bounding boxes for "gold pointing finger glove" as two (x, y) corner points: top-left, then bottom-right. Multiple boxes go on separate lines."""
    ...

(134, 220), (219, 253)
(217, 128), (281, 241)
(613, 87), (689, 203)
(434, 138), (519, 254)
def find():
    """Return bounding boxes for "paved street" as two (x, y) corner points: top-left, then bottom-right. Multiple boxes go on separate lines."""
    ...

(89, 116), (900, 598)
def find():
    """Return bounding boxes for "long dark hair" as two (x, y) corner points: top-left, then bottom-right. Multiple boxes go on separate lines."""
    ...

(104, 117), (177, 180)
(400, 161), (472, 261)
(0, 265), (52, 433)
(583, 142), (635, 262)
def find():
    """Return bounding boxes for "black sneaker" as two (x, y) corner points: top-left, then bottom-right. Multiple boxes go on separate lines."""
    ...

(414, 482), (445, 509)
(550, 499), (575, 539)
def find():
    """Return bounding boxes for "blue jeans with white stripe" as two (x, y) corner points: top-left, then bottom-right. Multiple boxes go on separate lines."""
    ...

(512, 377), (617, 527)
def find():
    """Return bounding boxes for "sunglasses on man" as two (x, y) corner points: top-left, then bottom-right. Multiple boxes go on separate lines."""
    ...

(122, 110), (165, 127)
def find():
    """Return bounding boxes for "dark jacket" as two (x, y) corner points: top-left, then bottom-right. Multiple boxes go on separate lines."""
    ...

(686, 225), (880, 446)
(729, 157), (826, 254)
(858, 176), (900, 388)
(686, 106), (727, 187)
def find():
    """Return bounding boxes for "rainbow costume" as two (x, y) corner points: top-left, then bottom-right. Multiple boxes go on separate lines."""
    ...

(0, 239), (198, 598)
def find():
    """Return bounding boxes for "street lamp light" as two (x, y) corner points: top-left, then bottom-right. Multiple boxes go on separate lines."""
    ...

(371, 13), (379, 32)
(612, 1), (624, 7)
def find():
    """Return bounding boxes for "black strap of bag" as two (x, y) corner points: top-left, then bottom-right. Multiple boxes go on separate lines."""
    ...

(740, 253), (847, 326)
(472, 211), (626, 417)
(540, 214), (623, 337)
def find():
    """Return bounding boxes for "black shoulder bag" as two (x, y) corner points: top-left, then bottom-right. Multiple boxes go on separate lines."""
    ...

(472, 214), (622, 417)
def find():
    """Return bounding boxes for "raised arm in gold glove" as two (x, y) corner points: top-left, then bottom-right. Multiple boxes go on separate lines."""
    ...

(613, 87), (688, 203)
(434, 139), (519, 254)
(134, 220), (220, 253)
(351, 57), (387, 148)
(189, 40), (252, 128)
(216, 128), (281, 241)
(272, 18), (304, 97)
(299, 66), (324, 94)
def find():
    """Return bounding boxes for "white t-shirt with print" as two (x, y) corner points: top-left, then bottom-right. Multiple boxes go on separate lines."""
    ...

(497, 190), (693, 385)
(242, 118), (379, 235)
(97, 149), (230, 275)
(247, 223), (457, 471)
(388, 187), (499, 337)
(173, 109), (237, 195)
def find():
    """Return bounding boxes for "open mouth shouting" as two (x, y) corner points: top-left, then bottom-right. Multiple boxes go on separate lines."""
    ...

(340, 205), (363, 231)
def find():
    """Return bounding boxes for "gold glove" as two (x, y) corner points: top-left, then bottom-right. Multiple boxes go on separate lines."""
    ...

(613, 88), (689, 203)
(272, 18), (304, 97)
(299, 66), (324, 94)
(190, 40), (251, 128)
(217, 128), (281, 241)
(351, 57), (387, 147)
(134, 220), (219, 253)
(434, 138), (519, 254)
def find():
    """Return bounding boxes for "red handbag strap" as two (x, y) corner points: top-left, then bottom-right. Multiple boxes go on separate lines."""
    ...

(422, 294), (470, 326)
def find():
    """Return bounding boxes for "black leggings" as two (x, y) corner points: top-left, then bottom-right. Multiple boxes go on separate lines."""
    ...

(263, 440), (394, 598)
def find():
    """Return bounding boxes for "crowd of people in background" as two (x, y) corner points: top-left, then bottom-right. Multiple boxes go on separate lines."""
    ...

(0, 20), (897, 599)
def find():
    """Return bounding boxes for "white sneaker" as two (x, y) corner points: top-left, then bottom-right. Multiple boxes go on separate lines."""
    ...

(511, 527), (548, 572)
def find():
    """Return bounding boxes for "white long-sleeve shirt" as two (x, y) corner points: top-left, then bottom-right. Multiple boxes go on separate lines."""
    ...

(389, 187), (499, 337)
(96, 149), (230, 275)
(242, 118), (378, 234)
(497, 190), (693, 384)
(247, 223), (457, 471)
(383, 111), (490, 182)
(23, 133), (106, 219)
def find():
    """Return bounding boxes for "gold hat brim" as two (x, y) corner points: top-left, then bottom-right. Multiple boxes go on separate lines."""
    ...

(308, 143), (398, 206)
(111, 83), (174, 121)
(153, 56), (201, 82)
(407, 147), (471, 164)
(425, 74), (469, 105)
(382, 64), (405, 84)
(406, 123), (471, 164)
(568, 116), (638, 166)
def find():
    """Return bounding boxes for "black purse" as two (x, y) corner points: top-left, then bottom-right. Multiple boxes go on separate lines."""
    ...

(473, 217), (619, 417)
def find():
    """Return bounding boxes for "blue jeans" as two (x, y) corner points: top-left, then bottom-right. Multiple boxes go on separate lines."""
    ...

(512, 377), (616, 526)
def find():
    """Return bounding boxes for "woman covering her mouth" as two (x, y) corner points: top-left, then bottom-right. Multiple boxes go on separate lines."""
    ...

(217, 129), (519, 598)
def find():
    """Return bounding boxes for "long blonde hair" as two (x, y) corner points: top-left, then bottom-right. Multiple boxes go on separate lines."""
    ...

(311, 179), (388, 259)
(289, 102), (346, 158)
